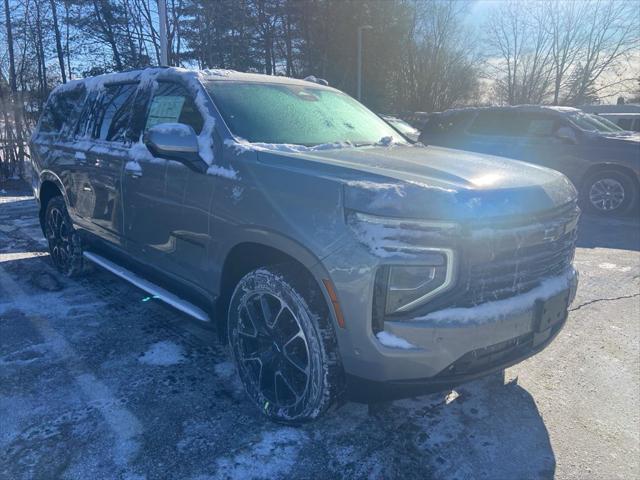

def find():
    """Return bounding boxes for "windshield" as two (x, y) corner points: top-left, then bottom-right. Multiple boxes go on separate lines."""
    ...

(206, 81), (405, 146)
(568, 112), (623, 133)
(594, 115), (626, 131)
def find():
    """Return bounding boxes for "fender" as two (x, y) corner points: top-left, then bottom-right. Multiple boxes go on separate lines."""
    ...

(38, 169), (68, 205)
(215, 224), (327, 286)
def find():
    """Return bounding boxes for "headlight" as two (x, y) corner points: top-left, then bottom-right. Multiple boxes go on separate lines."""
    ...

(379, 251), (455, 314)
(347, 211), (457, 317)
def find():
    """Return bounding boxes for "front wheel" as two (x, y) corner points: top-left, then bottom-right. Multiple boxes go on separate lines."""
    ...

(44, 196), (84, 277)
(582, 170), (637, 216)
(227, 266), (344, 423)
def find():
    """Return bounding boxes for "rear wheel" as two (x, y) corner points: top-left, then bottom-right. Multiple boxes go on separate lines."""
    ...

(582, 170), (637, 215)
(44, 196), (84, 277)
(227, 266), (344, 423)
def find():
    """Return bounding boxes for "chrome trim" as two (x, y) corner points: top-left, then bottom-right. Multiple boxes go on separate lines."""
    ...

(351, 211), (458, 231)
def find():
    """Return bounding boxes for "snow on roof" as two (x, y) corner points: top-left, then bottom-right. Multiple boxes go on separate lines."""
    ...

(52, 67), (332, 96)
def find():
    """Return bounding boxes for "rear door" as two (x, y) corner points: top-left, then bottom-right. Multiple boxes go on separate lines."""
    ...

(75, 82), (138, 247)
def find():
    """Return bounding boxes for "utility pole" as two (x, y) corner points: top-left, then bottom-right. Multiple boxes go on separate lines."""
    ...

(357, 25), (372, 101)
(158, 0), (169, 66)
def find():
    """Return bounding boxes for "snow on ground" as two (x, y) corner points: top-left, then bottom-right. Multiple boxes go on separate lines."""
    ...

(0, 188), (639, 479)
(139, 341), (185, 366)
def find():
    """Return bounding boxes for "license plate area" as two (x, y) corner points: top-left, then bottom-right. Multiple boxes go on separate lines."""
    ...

(533, 292), (570, 333)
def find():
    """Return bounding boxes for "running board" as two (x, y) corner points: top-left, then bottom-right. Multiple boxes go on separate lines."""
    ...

(83, 251), (210, 322)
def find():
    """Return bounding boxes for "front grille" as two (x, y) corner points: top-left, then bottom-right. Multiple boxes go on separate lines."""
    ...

(462, 228), (576, 305)
(457, 204), (579, 307)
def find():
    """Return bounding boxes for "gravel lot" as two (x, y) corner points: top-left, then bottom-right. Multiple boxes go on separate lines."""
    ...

(1, 182), (639, 480)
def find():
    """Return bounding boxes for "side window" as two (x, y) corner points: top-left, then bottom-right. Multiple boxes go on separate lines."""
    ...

(525, 115), (557, 137)
(468, 111), (517, 136)
(469, 111), (543, 137)
(74, 83), (137, 142)
(145, 82), (204, 134)
(39, 87), (86, 137)
(105, 84), (138, 142)
(424, 113), (468, 135)
(92, 83), (137, 142)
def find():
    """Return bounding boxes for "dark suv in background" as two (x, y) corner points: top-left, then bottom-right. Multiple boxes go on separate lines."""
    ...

(420, 106), (640, 216)
(31, 68), (579, 423)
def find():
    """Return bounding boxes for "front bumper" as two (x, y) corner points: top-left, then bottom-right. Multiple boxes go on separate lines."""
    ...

(340, 268), (578, 400)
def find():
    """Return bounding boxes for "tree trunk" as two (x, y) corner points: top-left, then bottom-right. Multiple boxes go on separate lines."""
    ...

(50, 0), (67, 83)
(4, 0), (25, 173)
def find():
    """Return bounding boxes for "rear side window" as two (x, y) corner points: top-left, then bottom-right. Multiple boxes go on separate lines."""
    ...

(39, 87), (86, 137)
(469, 111), (523, 136)
(145, 82), (203, 134)
(422, 112), (470, 135)
(75, 83), (137, 142)
(469, 111), (557, 137)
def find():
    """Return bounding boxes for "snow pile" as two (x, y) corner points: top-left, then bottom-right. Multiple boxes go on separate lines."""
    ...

(139, 341), (185, 366)
(225, 138), (353, 155)
(201, 68), (236, 77)
(346, 180), (407, 210)
(376, 331), (418, 349)
(149, 122), (193, 136)
(124, 161), (142, 174)
(347, 215), (430, 258)
(414, 268), (576, 325)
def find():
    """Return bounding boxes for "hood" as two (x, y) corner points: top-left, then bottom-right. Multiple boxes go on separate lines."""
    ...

(257, 145), (577, 221)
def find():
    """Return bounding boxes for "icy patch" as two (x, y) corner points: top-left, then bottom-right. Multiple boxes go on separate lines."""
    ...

(139, 341), (185, 366)
(213, 428), (307, 480)
(214, 361), (237, 379)
(415, 268), (576, 325)
(376, 331), (418, 349)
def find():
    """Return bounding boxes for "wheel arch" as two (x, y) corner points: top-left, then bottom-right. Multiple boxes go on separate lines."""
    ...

(38, 173), (66, 231)
(215, 236), (331, 339)
(580, 162), (640, 191)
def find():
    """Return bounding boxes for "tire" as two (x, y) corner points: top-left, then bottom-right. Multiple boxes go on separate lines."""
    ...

(227, 265), (344, 423)
(44, 196), (84, 277)
(581, 169), (637, 216)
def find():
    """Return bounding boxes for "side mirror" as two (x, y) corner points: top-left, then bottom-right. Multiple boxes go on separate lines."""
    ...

(143, 123), (206, 172)
(555, 126), (577, 144)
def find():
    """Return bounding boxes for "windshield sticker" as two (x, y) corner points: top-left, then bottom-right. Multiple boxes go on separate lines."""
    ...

(146, 95), (185, 129)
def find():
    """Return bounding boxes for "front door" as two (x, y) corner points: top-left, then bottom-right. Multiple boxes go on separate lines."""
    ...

(123, 80), (211, 285)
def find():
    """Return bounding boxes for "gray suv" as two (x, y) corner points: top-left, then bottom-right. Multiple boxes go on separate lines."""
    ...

(30, 68), (579, 423)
